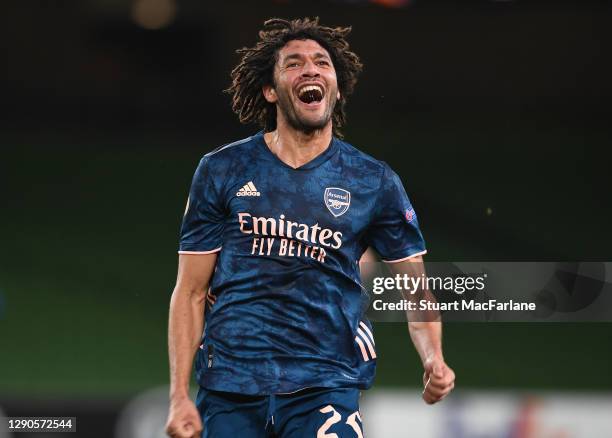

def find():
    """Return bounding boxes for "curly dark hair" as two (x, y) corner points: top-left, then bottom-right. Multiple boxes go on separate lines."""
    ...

(226, 17), (363, 138)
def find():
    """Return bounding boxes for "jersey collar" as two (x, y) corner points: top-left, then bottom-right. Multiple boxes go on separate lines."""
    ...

(255, 131), (339, 171)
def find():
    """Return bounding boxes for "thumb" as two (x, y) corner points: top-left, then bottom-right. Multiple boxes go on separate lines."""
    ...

(433, 364), (443, 378)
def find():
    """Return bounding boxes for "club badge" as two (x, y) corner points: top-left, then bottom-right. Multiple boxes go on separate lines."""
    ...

(324, 187), (351, 217)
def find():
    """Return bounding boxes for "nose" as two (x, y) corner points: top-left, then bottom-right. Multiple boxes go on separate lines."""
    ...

(301, 59), (320, 77)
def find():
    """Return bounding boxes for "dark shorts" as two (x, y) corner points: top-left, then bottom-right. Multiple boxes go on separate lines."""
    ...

(196, 386), (364, 438)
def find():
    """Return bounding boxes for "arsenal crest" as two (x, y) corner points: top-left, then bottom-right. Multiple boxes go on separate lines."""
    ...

(324, 187), (351, 217)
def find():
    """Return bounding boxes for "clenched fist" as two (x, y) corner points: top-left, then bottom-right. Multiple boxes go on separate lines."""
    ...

(422, 358), (455, 404)
(166, 396), (203, 438)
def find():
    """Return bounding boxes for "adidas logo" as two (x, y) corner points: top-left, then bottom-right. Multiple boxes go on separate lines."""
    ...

(236, 181), (261, 197)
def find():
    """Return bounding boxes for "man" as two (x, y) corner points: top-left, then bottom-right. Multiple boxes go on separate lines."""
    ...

(166, 17), (454, 438)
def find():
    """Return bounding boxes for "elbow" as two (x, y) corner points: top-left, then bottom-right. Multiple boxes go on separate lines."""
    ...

(171, 284), (208, 305)
(408, 320), (440, 332)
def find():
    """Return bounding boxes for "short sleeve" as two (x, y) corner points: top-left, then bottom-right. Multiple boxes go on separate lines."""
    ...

(178, 156), (225, 254)
(364, 164), (426, 262)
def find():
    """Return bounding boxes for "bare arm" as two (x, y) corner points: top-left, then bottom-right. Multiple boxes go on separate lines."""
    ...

(166, 253), (217, 438)
(387, 255), (455, 404)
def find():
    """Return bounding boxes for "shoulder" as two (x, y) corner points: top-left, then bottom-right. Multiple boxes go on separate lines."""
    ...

(200, 134), (259, 169)
(194, 134), (261, 185)
(336, 138), (392, 180)
(190, 134), (260, 194)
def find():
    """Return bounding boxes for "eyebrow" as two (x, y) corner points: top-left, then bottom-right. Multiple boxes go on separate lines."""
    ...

(282, 52), (331, 63)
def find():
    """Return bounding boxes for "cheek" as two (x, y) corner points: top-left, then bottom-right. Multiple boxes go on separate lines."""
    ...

(278, 71), (297, 87)
(326, 75), (339, 95)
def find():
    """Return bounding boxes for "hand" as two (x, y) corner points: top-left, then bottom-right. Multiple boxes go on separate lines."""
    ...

(422, 357), (455, 404)
(166, 396), (203, 438)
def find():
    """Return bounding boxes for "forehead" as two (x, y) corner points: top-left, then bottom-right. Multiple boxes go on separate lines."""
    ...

(276, 39), (331, 61)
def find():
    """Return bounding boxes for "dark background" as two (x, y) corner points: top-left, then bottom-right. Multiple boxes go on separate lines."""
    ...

(1, 0), (611, 436)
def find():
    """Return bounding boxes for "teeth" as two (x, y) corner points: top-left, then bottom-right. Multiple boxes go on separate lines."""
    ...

(298, 85), (323, 97)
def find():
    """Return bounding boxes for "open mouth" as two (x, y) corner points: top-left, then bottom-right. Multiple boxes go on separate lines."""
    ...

(297, 84), (324, 104)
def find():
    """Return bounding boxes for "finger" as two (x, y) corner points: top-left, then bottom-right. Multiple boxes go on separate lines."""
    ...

(427, 378), (451, 391)
(442, 377), (455, 391)
(439, 384), (455, 401)
(423, 390), (442, 405)
(429, 373), (454, 389)
(169, 429), (189, 438)
(423, 390), (445, 405)
(424, 387), (447, 399)
(430, 382), (455, 401)
(170, 423), (193, 438)
(425, 380), (454, 398)
(166, 424), (183, 438)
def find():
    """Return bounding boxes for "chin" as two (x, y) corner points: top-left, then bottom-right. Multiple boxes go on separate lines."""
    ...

(299, 121), (329, 133)
(296, 112), (331, 129)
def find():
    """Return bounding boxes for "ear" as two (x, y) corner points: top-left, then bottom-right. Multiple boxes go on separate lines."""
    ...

(263, 85), (278, 104)
(337, 90), (341, 100)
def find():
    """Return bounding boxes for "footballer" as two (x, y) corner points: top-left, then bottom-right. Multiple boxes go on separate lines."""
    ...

(166, 17), (455, 438)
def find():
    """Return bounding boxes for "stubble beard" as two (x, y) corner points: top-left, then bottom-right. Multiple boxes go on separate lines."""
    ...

(275, 87), (337, 135)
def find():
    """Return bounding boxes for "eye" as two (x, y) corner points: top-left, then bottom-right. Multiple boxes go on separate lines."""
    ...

(317, 60), (330, 67)
(286, 62), (300, 68)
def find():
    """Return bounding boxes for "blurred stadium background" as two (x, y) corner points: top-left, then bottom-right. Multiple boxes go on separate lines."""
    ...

(1, 0), (611, 436)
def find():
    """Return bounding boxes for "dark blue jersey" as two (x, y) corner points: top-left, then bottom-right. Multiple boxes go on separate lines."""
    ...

(179, 131), (426, 395)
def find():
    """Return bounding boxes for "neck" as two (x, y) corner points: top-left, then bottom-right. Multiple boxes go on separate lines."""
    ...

(263, 117), (333, 169)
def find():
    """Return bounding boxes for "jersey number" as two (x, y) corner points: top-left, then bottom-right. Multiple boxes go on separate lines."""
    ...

(317, 405), (363, 438)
